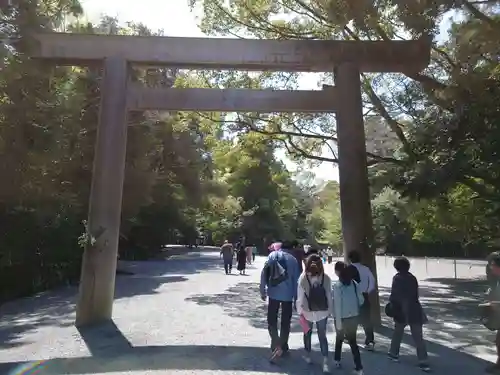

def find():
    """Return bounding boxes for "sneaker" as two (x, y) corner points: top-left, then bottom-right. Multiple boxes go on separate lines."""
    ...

(334, 361), (342, 369)
(322, 357), (330, 373)
(418, 363), (431, 372)
(269, 347), (282, 363)
(352, 369), (364, 375)
(364, 342), (375, 351)
(303, 354), (312, 364)
(388, 353), (400, 362)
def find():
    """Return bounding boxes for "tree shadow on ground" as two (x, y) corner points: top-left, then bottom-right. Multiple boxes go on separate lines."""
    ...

(186, 282), (335, 333)
(378, 276), (496, 360)
(375, 324), (491, 373)
(0, 319), (492, 375)
(0, 248), (218, 349)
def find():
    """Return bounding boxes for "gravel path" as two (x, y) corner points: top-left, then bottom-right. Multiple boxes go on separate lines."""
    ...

(0, 249), (494, 375)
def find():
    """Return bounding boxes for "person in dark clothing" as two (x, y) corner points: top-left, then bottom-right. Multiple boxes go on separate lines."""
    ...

(387, 256), (430, 372)
(291, 240), (305, 274)
(482, 253), (500, 373)
(220, 241), (234, 274)
(237, 246), (247, 275)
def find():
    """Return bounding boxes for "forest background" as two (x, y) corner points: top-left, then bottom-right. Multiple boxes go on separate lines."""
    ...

(1, 0), (499, 302)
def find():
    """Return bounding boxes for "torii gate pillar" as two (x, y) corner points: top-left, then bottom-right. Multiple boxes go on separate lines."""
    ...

(75, 57), (129, 327)
(336, 64), (379, 323)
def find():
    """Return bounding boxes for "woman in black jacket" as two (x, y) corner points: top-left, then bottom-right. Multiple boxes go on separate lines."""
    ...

(387, 256), (430, 372)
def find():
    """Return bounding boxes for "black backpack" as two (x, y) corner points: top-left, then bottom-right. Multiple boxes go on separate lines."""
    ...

(347, 264), (361, 283)
(267, 253), (288, 287)
(306, 274), (329, 311)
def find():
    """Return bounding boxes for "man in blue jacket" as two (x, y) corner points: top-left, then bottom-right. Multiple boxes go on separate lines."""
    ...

(260, 240), (300, 360)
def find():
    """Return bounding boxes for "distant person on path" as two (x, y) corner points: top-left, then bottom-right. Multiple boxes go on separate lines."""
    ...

(332, 261), (365, 374)
(252, 246), (257, 261)
(326, 247), (333, 264)
(346, 249), (376, 351)
(386, 256), (430, 372)
(487, 252), (500, 288)
(297, 254), (333, 373)
(246, 245), (253, 265)
(220, 240), (233, 274)
(480, 253), (500, 373)
(237, 246), (247, 275)
(260, 240), (300, 361)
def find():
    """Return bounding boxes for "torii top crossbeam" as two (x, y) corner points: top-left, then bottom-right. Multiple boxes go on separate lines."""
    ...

(32, 33), (430, 73)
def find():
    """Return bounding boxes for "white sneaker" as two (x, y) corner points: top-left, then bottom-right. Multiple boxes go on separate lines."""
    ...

(353, 370), (364, 375)
(303, 354), (312, 364)
(364, 342), (375, 351)
(334, 361), (342, 369)
(322, 357), (330, 373)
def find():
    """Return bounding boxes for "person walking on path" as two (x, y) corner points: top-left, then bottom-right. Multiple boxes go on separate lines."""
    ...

(220, 240), (234, 274)
(252, 246), (257, 262)
(297, 254), (333, 373)
(386, 256), (430, 372)
(346, 249), (376, 351)
(481, 252), (500, 373)
(260, 240), (300, 361)
(326, 247), (333, 264)
(332, 261), (365, 375)
(246, 245), (253, 265)
(237, 246), (247, 275)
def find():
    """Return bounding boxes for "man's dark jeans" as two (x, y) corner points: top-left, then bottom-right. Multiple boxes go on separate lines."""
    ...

(360, 293), (375, 345)
(223, 260), (232, 274)
(267, 298), (293, 352)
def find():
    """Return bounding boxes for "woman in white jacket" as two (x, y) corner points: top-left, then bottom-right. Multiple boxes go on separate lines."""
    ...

(297, 254), (333, 373)
(332, 261), (365, 375)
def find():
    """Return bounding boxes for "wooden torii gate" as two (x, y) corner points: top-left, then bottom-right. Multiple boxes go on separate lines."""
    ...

(32, 33), (430, 327)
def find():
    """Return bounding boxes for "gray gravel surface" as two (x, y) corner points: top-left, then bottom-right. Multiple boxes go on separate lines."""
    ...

(0, 249), (494, 375)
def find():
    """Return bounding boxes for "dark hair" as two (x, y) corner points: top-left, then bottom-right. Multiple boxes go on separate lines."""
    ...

(348, 250), (361, 264)
(305, 254), (324, 276)
(291, 240), (299, 248)
(335, 260), (352, 285)
(282, 240), (293, 249)
(307, 248), (319, 255)
(393, 256), (410, 272)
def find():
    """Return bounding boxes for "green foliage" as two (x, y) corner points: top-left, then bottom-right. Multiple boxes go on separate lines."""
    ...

(0, 2), (324, 301)
(2, 0), (500, 303)
(308, 181), (342, 248)
(188, 0), (500, 257)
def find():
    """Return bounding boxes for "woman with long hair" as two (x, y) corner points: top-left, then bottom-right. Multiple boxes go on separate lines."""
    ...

(332, 261), (365, 375)
(297, 254), (333, 373)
